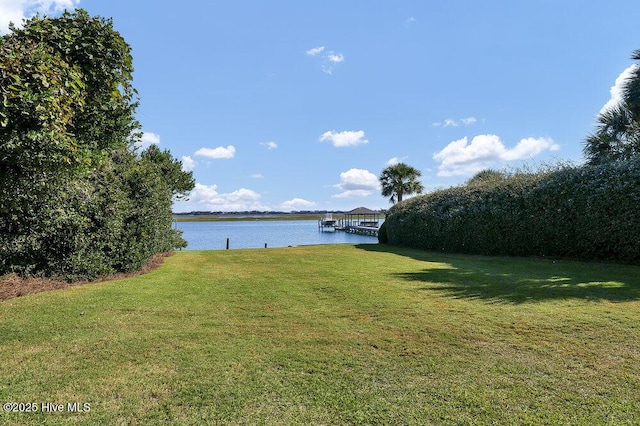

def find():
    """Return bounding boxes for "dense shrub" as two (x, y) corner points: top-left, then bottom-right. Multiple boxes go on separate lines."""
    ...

(384, 159), (640, 262)
(0, 146), (191, 281)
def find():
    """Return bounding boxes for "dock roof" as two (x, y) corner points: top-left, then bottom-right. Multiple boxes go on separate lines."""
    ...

(346, 207), (379, 215)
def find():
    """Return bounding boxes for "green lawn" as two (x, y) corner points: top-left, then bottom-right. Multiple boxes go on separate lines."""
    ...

(1, 244), (639, 425)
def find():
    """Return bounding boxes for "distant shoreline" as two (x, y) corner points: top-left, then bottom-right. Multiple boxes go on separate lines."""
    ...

(173, 213), (338, 222)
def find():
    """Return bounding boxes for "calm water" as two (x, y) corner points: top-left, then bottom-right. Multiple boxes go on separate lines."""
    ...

(175, 220), (379, 250)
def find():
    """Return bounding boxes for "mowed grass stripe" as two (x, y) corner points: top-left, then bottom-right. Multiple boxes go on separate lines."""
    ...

(1, 244), (639, 424)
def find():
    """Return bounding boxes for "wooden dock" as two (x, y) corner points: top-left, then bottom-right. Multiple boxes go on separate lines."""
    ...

(335, 225), (379, 237)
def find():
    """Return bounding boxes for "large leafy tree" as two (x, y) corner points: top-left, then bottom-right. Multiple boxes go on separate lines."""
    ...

(584, 49), (640, 164)
(379, 162), (424, 204)
(0, 10), (193, 280)
(0, 10), (138, 175)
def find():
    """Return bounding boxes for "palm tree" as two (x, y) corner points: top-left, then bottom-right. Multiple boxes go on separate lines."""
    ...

(584, 105), (638, 164)
(379, 162), (424, 204)
(625, 49), (640, 117)
(584, 49), (640, 164)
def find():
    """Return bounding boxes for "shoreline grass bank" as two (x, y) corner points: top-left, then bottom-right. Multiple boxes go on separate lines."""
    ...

(173, 212), (386, 222)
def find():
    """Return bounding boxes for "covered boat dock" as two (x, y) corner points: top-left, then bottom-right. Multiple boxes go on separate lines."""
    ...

(336, 207), (381, 236)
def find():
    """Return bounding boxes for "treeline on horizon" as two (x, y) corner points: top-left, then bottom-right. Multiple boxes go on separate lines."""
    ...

(381, 48), (640, 262)
(173, 210), (385, 216)
(0, 11), (194, 281)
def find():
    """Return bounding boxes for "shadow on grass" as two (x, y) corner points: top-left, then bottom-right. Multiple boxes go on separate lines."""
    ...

(355, 244), (640, 304)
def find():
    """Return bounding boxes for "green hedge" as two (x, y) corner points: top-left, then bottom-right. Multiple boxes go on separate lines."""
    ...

(384, 159), (640, 261)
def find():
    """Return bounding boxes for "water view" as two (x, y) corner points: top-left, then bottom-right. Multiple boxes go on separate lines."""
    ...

(175, 220), (379, 250)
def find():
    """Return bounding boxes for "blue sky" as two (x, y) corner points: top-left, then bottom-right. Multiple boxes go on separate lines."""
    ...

(3, 1), (640, 212)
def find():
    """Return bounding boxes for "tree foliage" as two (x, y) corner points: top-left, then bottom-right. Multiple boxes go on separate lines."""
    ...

(584, 49), (640, 164)
(0, 10), (194, 281)
(379, 162), (424, 204)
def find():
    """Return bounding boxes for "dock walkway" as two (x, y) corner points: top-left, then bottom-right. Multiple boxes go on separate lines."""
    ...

(336, 225), (379, 237)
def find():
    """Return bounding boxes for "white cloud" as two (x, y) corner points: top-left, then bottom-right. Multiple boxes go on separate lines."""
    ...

(337, 168), (380, 190)
(181, 183), (268, 211)
(0, 2), (27, 33)
(333, 168), (380, 198)
(435, 117), (478, 128)
(321, 52), (345, 75)
(333, 189), (372, 199)
(250, 173), (264, 179)
(433, 134), (560, 177)
(142, 131), (160, 144)
(32, 0), (78, 12)
(227, 188), (261, 202)
(501, 136), (560, 160)
(306, 46), (325, 56)
(0, 0), (80, 33)
(307, 45), (345, 75)
(260, 141), (278, 150)
(386, 156), (409, 166)
(599, 64), (639, 115)
(195, 145), (236, 159)
(327, 52), (344, 63)
(280, 198), (317, 210)
(134, 131), (160, 149)
(181, 155), (196, 171)
(188, 183), (222, 205)
(406, 16), (416, 23)
(386, 157), (400, 166)
(319, 130), (368, 147)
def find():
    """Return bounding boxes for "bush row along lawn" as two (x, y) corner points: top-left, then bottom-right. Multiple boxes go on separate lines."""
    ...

(1, 244), (639, 425)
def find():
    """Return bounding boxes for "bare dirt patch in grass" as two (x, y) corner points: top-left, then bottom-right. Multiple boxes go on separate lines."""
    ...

(0, 251), (173, 301)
